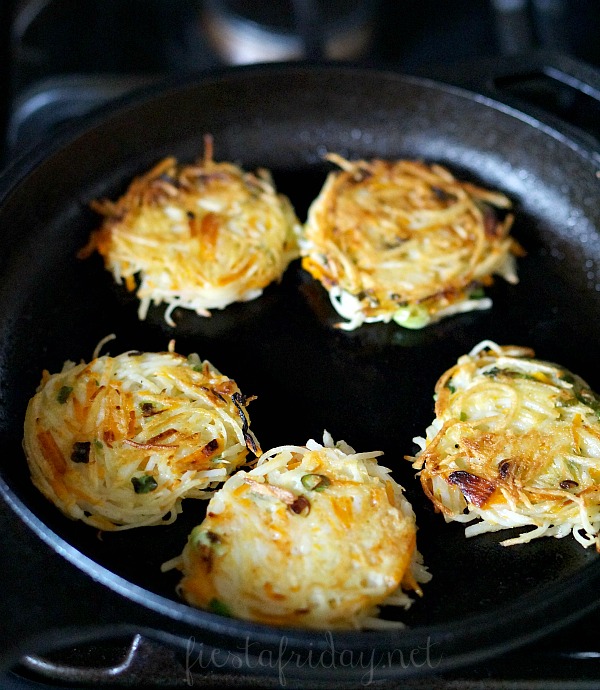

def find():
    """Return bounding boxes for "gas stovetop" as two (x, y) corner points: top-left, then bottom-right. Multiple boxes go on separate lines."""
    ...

(3, 0), (600, 159)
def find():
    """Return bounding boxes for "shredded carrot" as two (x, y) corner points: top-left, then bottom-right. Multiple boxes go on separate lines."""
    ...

(331, 496), (354, 529)
(216, 258), (253, 287)
(384, 481), (396, 506)
(37, 429), (67, 475)
(72, 395), (86, 425)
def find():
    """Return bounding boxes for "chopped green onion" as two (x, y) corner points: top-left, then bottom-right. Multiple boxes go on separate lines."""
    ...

(289, 496), (311, 515)
(190, 528), (226, 555)
(131, 475), (158, 494)
(573, 385), (600, 418)
(57, 386), (73, 404)
(445, 380), (456, 394)
(301, 474), (331, 491)
(208, 598), (231, 617)
(140, 401), (157, 417)
(71, 441), (91, 464)
(392, 304), (430, 330)
(469, 287), (486, 299)
(191, 529), (217, 548)
(483, 367), (535, 381)
(460, 411), (468, 422)
(187, 353), (203, 372)
(559, 479), (578, 490)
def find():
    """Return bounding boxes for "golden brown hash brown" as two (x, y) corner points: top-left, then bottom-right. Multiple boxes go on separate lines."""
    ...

(408, 340), (600, 549)
(23, 347), (261, 531)
(165, 433), (430, 629)
(80, 136), (301, 325)
(301, 154), (523, 330)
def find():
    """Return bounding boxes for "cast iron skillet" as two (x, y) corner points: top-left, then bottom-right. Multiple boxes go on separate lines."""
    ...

(2, 59), (600, 685)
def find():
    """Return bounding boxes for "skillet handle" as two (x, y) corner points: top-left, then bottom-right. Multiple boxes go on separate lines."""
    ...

(16, 632), (291, 687)
(0, 493), (186, 675)
(418, 49), (600, 151)
(0, 492), (267, 685)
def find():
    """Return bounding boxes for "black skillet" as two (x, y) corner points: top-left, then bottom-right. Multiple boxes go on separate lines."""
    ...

(1, 58), (600, 686)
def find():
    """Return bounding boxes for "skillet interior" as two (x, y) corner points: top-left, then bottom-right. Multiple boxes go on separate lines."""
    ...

(1, 64), (600, 675)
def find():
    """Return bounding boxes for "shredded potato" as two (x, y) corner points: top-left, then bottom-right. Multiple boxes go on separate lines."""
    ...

(23, 348), (260, 531)
(80, 136), (301, 326)
(165, 432), (430, 629)
(301, 154), (522, 330)
(408, 340), (600, 549)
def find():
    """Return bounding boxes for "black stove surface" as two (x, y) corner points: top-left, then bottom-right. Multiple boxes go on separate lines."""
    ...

(2, 2), (600, 688)
(3, 0), (600, 163)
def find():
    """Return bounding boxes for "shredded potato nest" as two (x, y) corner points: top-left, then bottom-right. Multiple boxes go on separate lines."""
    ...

(408, 340), (600, 549)
(23, 345), (261, 531)
(80, 136), (301, 326)
(301, 154), (523, 330)
(163, 432), (430, 630)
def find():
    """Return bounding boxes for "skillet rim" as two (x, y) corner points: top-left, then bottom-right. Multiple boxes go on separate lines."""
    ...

(1, 59), (599, 201)
(2, 61), (600, 678)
